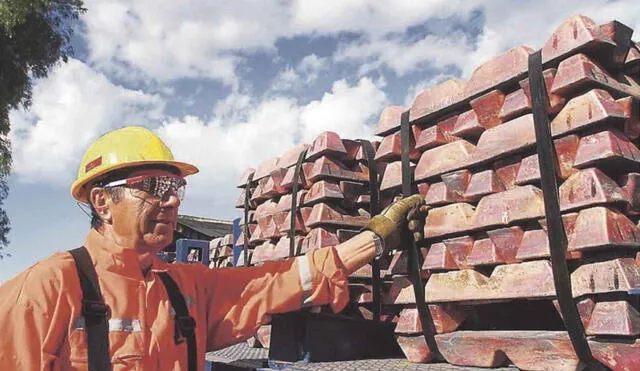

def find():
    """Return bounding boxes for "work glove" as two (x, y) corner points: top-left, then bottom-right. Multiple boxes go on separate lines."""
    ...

(364, 194), (425, 257)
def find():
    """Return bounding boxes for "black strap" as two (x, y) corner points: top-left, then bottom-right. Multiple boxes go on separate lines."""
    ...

(289, 149), (309, 257)
(400, 111), (441, 359)
(157, 272), (198, 371)
(358, 140), (382, 322)
(69, 246), (112, 371)
(529, 50), (607, 370)
(243, 173), (254, 267)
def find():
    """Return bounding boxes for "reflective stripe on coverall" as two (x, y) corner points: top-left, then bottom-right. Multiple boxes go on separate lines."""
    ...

(0, 229), (350, 370)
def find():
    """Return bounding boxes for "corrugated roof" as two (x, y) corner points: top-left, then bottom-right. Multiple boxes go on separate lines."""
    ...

(177, 215), (233, 238)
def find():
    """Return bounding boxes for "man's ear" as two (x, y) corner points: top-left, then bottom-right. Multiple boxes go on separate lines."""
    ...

(89, 187), (112, 224)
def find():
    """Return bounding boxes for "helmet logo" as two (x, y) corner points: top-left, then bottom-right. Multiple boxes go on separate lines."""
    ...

(85, 156), (103, 173)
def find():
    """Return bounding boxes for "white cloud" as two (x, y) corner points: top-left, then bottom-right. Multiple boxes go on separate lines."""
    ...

(9, 59), (165, 185)
(271, 54), (329, 92)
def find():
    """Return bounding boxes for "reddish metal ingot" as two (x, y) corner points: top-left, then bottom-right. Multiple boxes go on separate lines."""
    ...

(396, 335), (436, 363)
(520, 68), (566, 115)
(395, 305), (471, 335)
(469, 90), (505, 130)
(464, 46), (533, 98)
(584, 301), (640, 336)
(541, 15), (616, 64)
(375, 106), (406, 136)
(349, 262), (388, 279)
(448, 110), (482, 140)
(423, 236), (474, 270)
(249, 181), (267, 203)
(625, 42), (640, 74)
(381, 161), (411, 191)
(385, 276), (418, 305)
(499, 89), (530, 122)
(553, 298), (596, 330)
(558, 167), (629, 212)
(280, 207), (312, 234)
(300, 227), (340, 254)
(274, 191), (307, 213)
(572, 258), (640, 297)
(388, 249), (428, 276)
(349, 283), (376, 304)
(550, 89), (628, 137)
(415, 140), (475, 182)
(424, 182), (451, 206)
(306, 131), (347, 161)
(417, 182), (430, 198)
(464, 170), (505, 201)
(574, 129), (640, 168)
(254, 199), (278, 220)
(339, 181), (366, 209)
(273, 235), (304, 259)
(516, 214), (580, 261)
(281, 163), (311, 191)
(493, 156), (521, 190)
(551, 54), (635, 97)
(237, 168), (256, 188)
(410, 79), (468, 123)
(253, 157), (280, 181)
(254, 240), (277, 263)
(424, 203), (475, 238)
(472, 185), (545, 230)
(620, 173), (640, 212)
(618, 96), (640, 139)
(567, 207), (640, 250)
(305, 156), (369, 183)
(249, 223), (266, 244)
(256, 325), (271, 349)
(374, 132), (420, 162)
(515, 135), (580, 185)
(471, 114), (535, 166)
(425, 260), (556, 303)
(303, 180), (344, 206)
(276, 144), (311, 169)
(260, 217), (281, 240)
(467, 227), (523, 267)
(441, 169), (472, 198)
(413, 117), (458, 151)
(261, 168), (289, 198)
(305, 203), (369, 229)
(235, 224), (256, 247)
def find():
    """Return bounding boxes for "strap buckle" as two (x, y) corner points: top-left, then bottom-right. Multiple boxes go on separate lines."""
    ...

(176, 315), (196, 334)
(82, 300), (111, 319)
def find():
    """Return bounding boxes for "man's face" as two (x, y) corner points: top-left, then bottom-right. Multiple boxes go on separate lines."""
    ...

(108, 168), (182, 253)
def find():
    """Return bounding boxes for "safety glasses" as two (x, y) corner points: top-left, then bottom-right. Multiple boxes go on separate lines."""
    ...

(102, 175), (187, 201)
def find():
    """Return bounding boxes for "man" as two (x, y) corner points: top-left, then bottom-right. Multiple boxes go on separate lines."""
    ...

(0, 126), (424, 370)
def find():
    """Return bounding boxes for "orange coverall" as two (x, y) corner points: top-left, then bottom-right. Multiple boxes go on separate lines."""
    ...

(0, 229), (350, 370)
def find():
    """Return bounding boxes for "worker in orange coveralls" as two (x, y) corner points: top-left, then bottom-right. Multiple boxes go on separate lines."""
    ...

(0, 126), (425, 370)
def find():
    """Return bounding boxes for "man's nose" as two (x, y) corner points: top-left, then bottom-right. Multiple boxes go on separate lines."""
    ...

(159, 190), (181, 208)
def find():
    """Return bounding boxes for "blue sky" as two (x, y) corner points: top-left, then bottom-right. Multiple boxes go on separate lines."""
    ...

(2, 0), (639, 282)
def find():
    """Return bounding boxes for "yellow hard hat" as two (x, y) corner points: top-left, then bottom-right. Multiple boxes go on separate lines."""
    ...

(71, 126), (199, 203)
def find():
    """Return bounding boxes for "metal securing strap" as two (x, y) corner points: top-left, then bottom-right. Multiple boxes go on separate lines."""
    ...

(400, 110), (441, 359)
(289, 149), (309, 257)
(358, 139), (382, 322)
(528, 50), (607, 371)
(243, 173), (254, 267)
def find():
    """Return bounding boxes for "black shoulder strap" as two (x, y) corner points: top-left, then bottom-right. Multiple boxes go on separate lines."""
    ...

(69, 246), (112, 371)
(157, 272), (197, 371)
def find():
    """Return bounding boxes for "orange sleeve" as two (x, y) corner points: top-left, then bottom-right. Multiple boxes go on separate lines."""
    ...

(204, 246), (350, 351)
(0, 262), (70, 371)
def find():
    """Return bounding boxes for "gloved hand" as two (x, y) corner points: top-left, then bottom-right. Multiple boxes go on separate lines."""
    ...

(364, 194), (425, 256)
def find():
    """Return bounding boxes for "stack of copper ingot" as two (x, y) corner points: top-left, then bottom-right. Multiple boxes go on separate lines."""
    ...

(208, 234), (234, 268)
(375, 15), (640, 370)
(235, 131), (382, 348)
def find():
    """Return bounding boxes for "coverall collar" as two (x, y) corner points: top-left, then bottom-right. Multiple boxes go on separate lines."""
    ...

(83, 229), (170, 279)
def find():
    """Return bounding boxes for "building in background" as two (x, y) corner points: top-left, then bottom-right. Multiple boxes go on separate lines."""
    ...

(162, 215), (233, 262)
